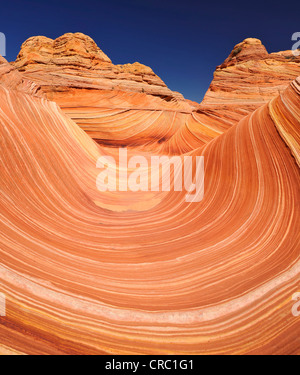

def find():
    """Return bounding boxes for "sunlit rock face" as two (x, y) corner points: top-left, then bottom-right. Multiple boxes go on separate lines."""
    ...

(204, 38), (300, 104)
(13, 32), (183, 100)
(200, 38), (300, 127)
(0, 35), (300, 355)
(12, 35), (300, 152)
(12, 33), (214, 152)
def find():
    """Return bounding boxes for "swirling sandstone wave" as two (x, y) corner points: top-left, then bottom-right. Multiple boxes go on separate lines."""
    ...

(12, 35), (300, 153)
(12, 33), (216, 152)
(0, 52), (299, 354)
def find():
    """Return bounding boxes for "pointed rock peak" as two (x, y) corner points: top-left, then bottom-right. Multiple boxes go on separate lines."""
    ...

(14, 32), (111, 70)
(219, 37), (268, 68)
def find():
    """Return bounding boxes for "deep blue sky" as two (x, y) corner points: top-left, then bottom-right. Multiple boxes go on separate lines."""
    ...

(1, 0), (299, 102)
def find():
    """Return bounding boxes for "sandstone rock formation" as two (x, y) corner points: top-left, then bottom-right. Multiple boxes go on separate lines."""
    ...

(11, 34), (300, 152)
(0, 35), (299, 354)
(13, 32), (184, 100)
(200, 38), (300, 127)
(12, 33), (213, 151)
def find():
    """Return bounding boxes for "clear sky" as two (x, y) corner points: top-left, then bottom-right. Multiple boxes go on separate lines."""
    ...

(1, 0), (299, 102)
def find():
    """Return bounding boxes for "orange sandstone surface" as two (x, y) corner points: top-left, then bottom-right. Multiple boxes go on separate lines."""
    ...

(11, 33), (228, 152)
(0, 35), (299, 354)
(11, 34), (300, 152)
(201, 38), (300, 127)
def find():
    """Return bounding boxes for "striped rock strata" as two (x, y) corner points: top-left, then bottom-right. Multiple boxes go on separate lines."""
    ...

(200, 38), (300, 127)
(12, 33), (219, 152)
(0, 53), (299, 354)
(13, 32), (184, 101)
(11, 35), (300, 153)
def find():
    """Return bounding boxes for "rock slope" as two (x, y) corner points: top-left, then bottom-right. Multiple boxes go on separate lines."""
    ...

(0, 54), (299, 354)
(13, 32), (184, 101)
(200, 38), (300, 127)
(11, 33), (225, 151)
(12, 35), (300, 152)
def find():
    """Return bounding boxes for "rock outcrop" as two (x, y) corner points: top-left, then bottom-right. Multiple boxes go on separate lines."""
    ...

(200, 38), (300, 127)
(11, 35), (300, 151)
(12, 33), (211, 151)
(0, 47), (300, 354)
(204, 38), (300, 105)
(10, 33), (218, 151)
(13, 32), (184, 100)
